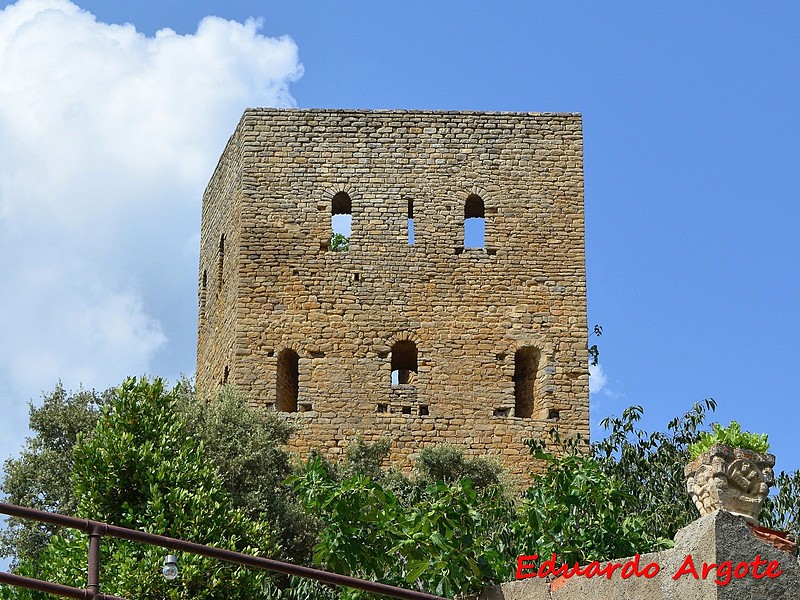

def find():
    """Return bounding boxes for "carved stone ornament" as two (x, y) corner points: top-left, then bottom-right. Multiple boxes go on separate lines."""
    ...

(685, 444), (775, 525)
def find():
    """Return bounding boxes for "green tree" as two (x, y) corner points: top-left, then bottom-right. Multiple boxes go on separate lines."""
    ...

(2, 378), (275, 600)
(175, 383), (317, 563)
(592, 399), (717, 540)
(0, 384), (110, 568)
(761, 470), (800, 537)
(515, 438), (671, 566)
(414, 444), (502, 490)
(5, 381), (800, 599)
(291, 455), (515, 599)
(1, 380), (317, 572)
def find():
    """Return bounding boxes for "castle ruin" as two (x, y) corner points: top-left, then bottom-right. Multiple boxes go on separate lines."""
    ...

(196, 108), (588, 476)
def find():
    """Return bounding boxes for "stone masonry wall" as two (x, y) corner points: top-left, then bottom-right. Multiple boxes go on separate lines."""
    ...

(197, 128), (244, 391)
(197, 109), (589, 477)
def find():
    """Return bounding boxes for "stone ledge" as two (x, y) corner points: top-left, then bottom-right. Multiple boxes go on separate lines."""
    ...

(470, 511), (800, 600)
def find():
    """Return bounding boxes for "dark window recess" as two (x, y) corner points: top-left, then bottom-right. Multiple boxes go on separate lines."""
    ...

(419, 405), (429, 416)
(200, 270), (207, 322)
(407, 199), (415, 245)
(493, 407), (511, 417)
(514, 346), (541, 418)
(548, 409), (561, 420)
(391, 340), (418, 385)
(401, 405), (412, 415)
(332, 191), (352, 216)
(276, 349), (299, 413)
(376, 403), (388, 413)
(217, 233), (225, 291)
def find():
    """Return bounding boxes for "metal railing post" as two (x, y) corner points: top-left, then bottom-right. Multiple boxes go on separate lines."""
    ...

(87, 527), (101, 599)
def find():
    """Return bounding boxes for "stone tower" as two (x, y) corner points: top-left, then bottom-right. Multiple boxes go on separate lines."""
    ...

(197, 108), (588, 476)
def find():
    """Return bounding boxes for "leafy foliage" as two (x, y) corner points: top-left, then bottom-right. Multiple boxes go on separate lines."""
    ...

(0, 384), (110, 568)
(687, 420), (769, 459)
(414, 445), (502, 490)
(2, 378), (276, 600)
(761, 470), (800, 537)
(593, 399), (717, 540)
(517, 439), (672, 565)
(588, 323), (603, 366)
(3, 381), (800, 600)
(337, 436), (392, 482)
(175, 383), (317, 563)
(290, 456), (515, 598)
(331, 233), (350, 252)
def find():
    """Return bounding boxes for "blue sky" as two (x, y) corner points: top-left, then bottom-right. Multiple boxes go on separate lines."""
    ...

(0, 0), (797, 496)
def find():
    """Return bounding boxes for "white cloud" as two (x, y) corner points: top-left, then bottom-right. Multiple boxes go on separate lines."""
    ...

(0, 0), (302, 462)
(589, 362), (608, 394)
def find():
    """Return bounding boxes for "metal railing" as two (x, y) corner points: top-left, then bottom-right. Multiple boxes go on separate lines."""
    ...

(0, 502), (447, 600)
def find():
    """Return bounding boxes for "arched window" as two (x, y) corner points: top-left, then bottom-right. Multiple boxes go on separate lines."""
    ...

(464, 194), (485, 249)
(391, 340), (418, 385)
(331, 192), (352, 251)
(407, 199), (415, 246)
(276, 349), (299, 412)
(513, 346), (540, 418)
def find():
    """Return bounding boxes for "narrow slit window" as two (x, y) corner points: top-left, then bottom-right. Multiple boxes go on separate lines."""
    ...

(200, 269), (207, 323)
(391, 340), (418, 385)
(217, 234), (225, 291)
(514, 346), (540, 418)
(276, 349), (299, 412)
(464, 194), (485, 249)
(331, 192), (352, 251)
(407, 199), (415, 246)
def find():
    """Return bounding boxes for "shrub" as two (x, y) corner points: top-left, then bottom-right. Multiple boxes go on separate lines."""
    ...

(687, 421), (769, 459)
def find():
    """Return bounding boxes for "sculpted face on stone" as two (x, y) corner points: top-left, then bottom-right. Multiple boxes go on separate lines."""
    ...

(685, 444), (775, 525)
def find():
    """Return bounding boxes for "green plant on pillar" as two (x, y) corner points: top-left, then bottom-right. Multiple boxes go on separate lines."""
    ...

(688, 421), (769, 460)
